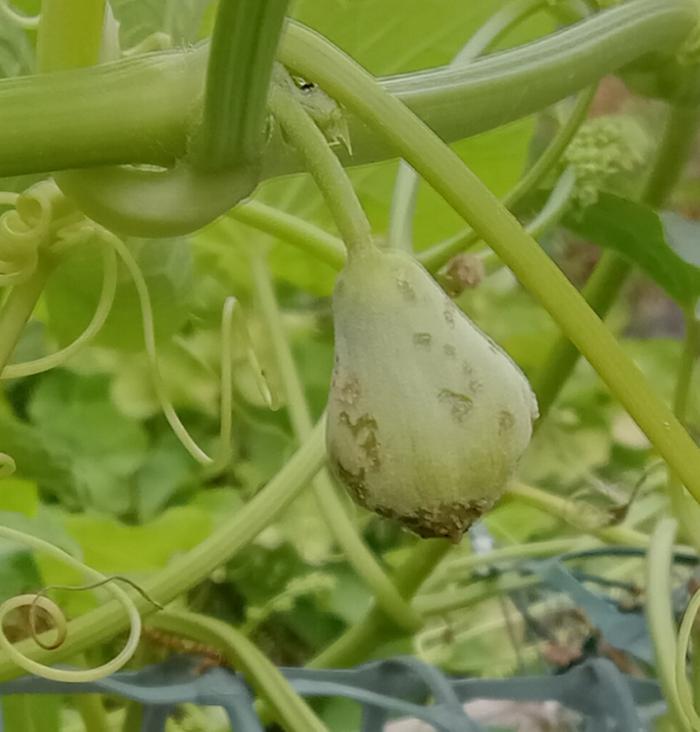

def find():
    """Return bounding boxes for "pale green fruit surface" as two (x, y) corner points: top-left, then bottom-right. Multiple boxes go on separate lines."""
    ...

(326, 248), (538, 542)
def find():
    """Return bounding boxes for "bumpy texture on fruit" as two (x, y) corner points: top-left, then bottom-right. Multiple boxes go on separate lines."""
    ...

(326, 248), (538, 542)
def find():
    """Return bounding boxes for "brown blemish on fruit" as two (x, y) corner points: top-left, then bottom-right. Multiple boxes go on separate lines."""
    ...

(413, 332), (432, 348)
(373, 497), (496, 542)
(396, 278), (416, 302)
(336, 376), (361, 406)
(462, 363), (483, 394)
(332, 458), (368, 503)
(338, 412), (381, 468)
(498, 409), (515, 435)
(443, 303), (455, 329)
(443, 344), (456, 358)
(438, 389), (473, 422)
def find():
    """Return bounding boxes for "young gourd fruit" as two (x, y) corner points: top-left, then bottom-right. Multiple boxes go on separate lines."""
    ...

(326, 247), (538, 542)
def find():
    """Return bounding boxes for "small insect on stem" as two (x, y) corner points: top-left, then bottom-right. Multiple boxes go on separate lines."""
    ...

(141, 627), (227, 675)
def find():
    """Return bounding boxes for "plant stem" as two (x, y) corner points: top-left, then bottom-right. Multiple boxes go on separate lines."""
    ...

(0, 421), (327, 680)
(430, 537), (593, 584)
(280, 22), (700, 503)
(268, 73), (374, 258)
(230, 201), (346, 270)
(0, 2), (692, 178)
(646, 518), (691, 731)
(524, 166), (577, 240)
(477, 168), (577, 276)
(121, 702), (142, 732)
(0, 260), (52, 373)
(532, 252), (632, 416)
(309, 539), (451, 668)
(506, 482), (657, 547)
(74, 693), (110, 732)
(36, 0), (105, 72)
(533, 100), (700, 420)
(249, 254), (421, 631)
(148, 610), (327, 732)
(190, 0), (289, 172)
(668, 311), (700, 548)
(415, 574), (539, 617)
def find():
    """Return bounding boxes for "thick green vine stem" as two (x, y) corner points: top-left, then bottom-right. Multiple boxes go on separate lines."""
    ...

(147, 610), (327, 732)
(50, 0), (286, 236)
(646, 518), (691, 731)
(0, 2), (689, 179)
(56, 1), (698, 237)
(190, 0), (289, 172)
(249, 253), (421, 632)
(279, 19), (700, 503)
(0, 421), (327, 680)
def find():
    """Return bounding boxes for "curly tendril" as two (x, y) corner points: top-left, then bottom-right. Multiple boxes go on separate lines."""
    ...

(0, 227), (118, 380)
(0, 1), (40, 29)
(94, 227), (274, 467)
(0, 179), (272, 471)
(0, 180), (82, 287)
(0, 527), (142, 682)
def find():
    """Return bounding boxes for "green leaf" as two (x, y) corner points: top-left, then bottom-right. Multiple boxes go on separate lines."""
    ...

(45, 235), (193, 352)
(28, 371), (148, 514)
(134, 430), (197, 522)
(0, 543), (41, 603)
(661, 213), (700, 267)
(0, 406), (75, 499)
(563, 194), (700, 306)
(291, 0), (551, 75)
(0, 478), (39, 516)
(62, 506), (213, 572)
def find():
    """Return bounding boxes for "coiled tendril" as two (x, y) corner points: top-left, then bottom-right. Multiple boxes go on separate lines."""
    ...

(0, 179), (273, 471)
(0, 179), (274, 681)
(0, 1), (40, 30)
(0, 527), (143, 682)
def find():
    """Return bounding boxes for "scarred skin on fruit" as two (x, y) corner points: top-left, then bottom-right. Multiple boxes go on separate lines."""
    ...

(326, 247), (538, 542)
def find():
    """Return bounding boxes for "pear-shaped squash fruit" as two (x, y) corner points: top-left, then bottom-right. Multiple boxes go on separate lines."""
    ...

(326, 248), (538, 542)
